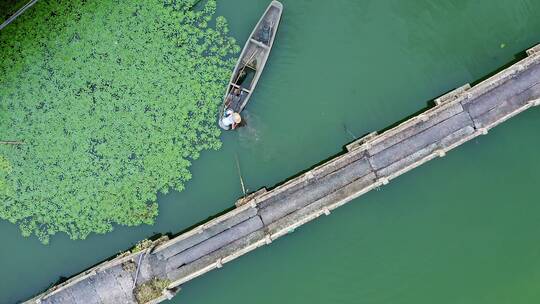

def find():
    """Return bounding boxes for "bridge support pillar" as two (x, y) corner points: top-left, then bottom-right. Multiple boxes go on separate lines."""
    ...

(346, 132), (378, 152)
(164, 288), (178, 300)
(216, 258), (223, 269)
(434, 84), (471, 106)
(323, 207), (331, 216)
(478, 128), (489, 135)
(436, 149), (446, 158)
(526, 44), (540, 56)
(378, 177), (389, 186)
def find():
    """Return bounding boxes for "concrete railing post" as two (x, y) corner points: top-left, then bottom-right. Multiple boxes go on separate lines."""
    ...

(378, 177), (389, 186)
(526, 44), (540, 57)
(323, 207), (331, 216)
(436, 150), (446, 158)
(265, 235), (272, 245)
(164, 288), (177, 300)
(346, 131), (378, 152)
(434, 84), (471, 106)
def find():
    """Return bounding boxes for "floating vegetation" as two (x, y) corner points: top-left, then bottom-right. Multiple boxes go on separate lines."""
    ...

(0, 156), (12, 195)
(133, 278), (172, 304)
(0, 0), (239, 244)
(0, 0), (28, 23)
(132, 239), (154, 254)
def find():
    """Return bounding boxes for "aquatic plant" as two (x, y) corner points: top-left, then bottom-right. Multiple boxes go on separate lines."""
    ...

(0, 0), (239, 244)
(0, 0), (28, 23)
(133, 278), (172, 304)
(0, 156), (12, 195)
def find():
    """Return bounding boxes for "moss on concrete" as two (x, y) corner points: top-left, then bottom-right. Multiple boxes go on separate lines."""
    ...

(133, 278), (171, 304)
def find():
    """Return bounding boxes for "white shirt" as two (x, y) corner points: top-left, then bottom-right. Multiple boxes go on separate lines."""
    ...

(222, 115), (235, 127)
(222, 109), (235, 127)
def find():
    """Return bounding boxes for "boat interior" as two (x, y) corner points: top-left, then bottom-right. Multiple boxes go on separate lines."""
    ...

(223, 4), (281, 113)
(252, 5), (281, 45)
(225, 45), (260, 111)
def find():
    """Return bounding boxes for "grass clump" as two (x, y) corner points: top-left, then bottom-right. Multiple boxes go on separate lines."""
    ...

(0, 0), (239, 244)
(133, 278), (172, 304)
(122, 260), (137, 273)
(132, 239), (153, 253)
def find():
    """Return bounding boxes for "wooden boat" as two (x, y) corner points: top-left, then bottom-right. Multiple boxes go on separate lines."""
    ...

(219, 1), (283, 130)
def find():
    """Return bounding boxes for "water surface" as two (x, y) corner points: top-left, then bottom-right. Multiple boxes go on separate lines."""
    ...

(2, 0), (540, 303)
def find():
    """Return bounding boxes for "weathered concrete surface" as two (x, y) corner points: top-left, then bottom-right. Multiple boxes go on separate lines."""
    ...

(156, 206), (258, 260)
(165, 216), (264, 271)
(25, 44), (540, 304)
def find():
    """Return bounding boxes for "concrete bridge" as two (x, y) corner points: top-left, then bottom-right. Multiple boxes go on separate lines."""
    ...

(26, 43), (540, 304)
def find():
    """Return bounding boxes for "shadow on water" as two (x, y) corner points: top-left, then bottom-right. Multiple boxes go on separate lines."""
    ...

(372, 46), (534, 136)
(469, 48), (531, 85)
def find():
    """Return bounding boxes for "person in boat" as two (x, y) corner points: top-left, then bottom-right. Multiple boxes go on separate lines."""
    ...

(222, 109), (242, 130)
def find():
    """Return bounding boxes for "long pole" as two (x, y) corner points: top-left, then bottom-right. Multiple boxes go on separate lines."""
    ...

(233, 49), (259, 85)
(133, 250), (148, 288)
(235, 153), (247, 198)
(0, 0), (39, 31)
(343, 124), (357, 140)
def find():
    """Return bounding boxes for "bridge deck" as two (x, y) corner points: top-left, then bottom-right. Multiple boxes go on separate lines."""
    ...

(27, 43), (540, 304)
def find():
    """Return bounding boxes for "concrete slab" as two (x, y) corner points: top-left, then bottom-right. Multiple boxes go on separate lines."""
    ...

(368, 102), (464, 156)
(471, 82), (540, 129)
(67, 279), (101, 304)
(40, 289), (78, 304)
(166, 216), (263, 270)
(463, 62), (540, 119)
(156, 207), (258, 260)
(266, 172), (377, 238)
(258, 158), (373, 224)
(369, 112), (473, 170)
(90, 270), (132, 304)
(167, 230), (266, 285)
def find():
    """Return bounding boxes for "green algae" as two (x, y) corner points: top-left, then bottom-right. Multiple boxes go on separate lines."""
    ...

(0, 0), (239, 244)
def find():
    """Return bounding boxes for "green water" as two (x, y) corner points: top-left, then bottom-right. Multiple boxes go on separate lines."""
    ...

(2, 0), (540, 303)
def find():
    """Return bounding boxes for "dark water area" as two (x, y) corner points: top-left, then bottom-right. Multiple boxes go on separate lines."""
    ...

(2, 0), (540, 303)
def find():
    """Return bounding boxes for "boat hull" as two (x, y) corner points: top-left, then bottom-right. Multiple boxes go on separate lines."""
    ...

(219, 1), (283, 130)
